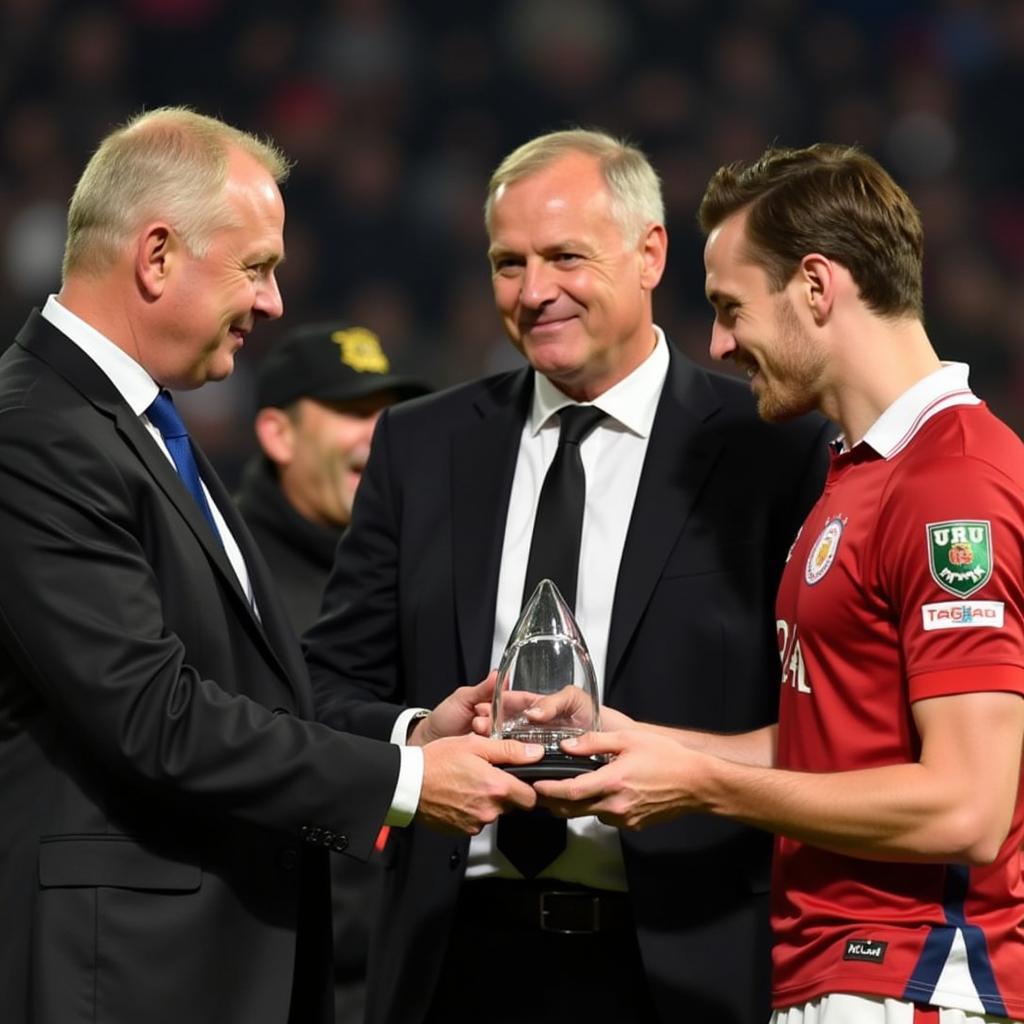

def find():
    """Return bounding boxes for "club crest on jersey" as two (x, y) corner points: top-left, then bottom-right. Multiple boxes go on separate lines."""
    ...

(927, 520), (992, 597)
(805, 516), (844, 585)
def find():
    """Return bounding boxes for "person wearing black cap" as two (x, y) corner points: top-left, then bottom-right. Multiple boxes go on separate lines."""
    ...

(236, 321), (428, 1024)
(237, 322), (429, 634)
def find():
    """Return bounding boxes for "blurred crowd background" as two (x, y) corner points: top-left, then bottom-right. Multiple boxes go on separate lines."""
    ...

(2, 0), (1022, 484)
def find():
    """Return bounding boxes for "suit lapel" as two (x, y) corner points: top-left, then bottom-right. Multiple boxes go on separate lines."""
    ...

(198, 447), (308, 706)
(451, 371), (532, 681)
(17, 313), (300, 697)
(605, 350), (726, 692)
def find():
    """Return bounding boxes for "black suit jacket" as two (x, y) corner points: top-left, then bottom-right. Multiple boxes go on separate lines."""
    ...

(0, 311), (401, 1024)
(306, 344), (832, 1024)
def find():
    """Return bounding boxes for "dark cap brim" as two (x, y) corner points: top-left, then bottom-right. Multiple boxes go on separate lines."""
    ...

(265, 374), (430, 409)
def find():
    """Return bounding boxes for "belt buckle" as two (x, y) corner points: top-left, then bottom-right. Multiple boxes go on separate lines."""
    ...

(539, 890), (601, 934)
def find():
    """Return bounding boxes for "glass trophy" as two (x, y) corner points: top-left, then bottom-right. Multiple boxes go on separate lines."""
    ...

(491, 579), (607, 780)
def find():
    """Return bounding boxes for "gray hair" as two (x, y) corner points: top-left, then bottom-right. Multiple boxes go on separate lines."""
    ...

(484, 128), (664, 247)
(63, 106), (291, 278)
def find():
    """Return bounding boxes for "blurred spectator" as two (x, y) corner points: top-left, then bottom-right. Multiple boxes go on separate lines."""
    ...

(238, 316), (428, 661)
(235, 320), (428, 1024)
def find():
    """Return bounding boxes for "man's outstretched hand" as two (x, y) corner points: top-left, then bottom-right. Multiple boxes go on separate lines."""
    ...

(417, 734), (545, 835)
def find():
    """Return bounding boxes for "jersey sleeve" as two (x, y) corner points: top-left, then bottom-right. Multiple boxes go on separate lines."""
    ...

(874, 452), (1024, 702)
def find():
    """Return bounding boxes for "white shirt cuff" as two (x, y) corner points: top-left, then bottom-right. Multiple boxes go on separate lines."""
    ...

(391, 706), (429, 745)
(384, 744), (423, 827)
(384, 707), (430, 827)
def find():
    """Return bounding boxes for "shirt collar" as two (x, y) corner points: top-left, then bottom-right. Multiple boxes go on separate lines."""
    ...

(41, 294), (160, 415)
(529, 325), (670, 437)
(853, 362), (980, 460)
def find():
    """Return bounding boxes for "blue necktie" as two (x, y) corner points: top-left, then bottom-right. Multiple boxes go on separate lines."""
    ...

(145, 390), (221, 540)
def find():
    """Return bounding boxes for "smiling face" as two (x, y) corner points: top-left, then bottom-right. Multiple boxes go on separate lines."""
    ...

(282, 394), (393, 527)
(152, 147), (285, 389)
(704, 209), (825, 422)
(487, 151), (665, 401)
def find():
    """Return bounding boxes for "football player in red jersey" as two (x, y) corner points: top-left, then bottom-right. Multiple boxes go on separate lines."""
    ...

(533, 144), (1024, 1024)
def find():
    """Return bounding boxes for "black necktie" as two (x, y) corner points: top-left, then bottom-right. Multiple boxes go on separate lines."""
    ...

(145, 390), (221, 540)
(522, 405), (607, 608)
(497, 404), (606, 879)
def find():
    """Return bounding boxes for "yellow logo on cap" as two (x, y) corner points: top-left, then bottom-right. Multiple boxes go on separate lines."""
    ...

(331, 328), (390, 373)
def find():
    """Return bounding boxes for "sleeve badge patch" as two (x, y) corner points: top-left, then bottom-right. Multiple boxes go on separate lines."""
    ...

(921, 600), (1004, 631)
(927, 520), (992, 597)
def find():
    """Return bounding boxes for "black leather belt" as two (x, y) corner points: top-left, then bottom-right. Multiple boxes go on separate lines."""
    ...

(459, 879), (632, 935)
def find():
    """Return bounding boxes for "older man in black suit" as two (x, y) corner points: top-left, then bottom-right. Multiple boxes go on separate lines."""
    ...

(0, 107), (541, 1024)
(306, 129), (832, 1024)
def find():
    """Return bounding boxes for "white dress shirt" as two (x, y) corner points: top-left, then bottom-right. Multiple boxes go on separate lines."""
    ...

(464, 327), (670, 890)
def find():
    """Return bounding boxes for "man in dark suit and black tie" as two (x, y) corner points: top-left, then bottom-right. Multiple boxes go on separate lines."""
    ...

(0, 106), (542, 1024)
(305, 129), (833, 1023)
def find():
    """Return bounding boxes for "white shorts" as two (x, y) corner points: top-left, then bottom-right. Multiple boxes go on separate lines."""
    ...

(771, 994), (1022, 1024)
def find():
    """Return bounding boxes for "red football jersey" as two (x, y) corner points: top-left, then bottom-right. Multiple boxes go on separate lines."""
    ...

(771, 367), (1024, 1016)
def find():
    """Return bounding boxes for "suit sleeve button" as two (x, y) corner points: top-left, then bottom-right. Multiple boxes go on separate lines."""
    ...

(449, 850), (461, 869)
(331, 837), (349, 853)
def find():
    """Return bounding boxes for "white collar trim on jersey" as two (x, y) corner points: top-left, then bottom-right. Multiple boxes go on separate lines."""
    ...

(855, 361), (980, 460)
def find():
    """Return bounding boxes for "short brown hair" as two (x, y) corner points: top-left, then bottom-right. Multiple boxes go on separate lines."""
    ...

(698, 143), (923, 319)
(64, 106), (291, 278)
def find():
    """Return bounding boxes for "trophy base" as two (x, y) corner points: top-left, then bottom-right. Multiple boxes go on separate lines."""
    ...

(504, 753), (608, 781)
